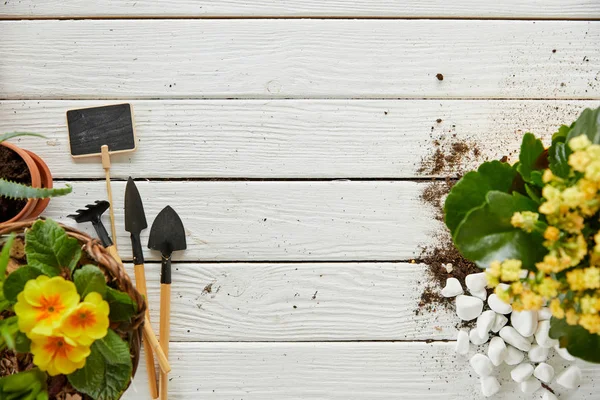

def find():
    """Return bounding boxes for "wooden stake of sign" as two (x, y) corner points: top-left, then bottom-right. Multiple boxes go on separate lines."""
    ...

(101, 145), (118, 250)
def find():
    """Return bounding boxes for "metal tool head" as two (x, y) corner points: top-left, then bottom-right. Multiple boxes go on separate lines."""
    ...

(148, 206), (187, 256)
(124, 177), (147, 234)
(67, 200), (110, 223)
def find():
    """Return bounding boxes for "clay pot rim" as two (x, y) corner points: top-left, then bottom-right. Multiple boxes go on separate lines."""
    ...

(24, 150), (53, 219)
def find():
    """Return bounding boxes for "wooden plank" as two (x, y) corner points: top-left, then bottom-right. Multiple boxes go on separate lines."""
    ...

(2, 0), (599, 18)
(121, 342), (599, 399)
(45, 180), (436, 261)
(1, 20), (599, 99)
(126, 262), (455, 342)
(2, 100), (599, 179)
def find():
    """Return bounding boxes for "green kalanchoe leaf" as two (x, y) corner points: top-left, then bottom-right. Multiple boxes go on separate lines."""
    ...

(454, 191), (545, 270)
(25, 219), (81, 276)
(68, 329), (132, 400)
(105, 287), (137, 322)
(524, 184), (541, 204)
(548, 142), (571, 179)
(3, 266), (44, 303)
(74, 265), (107, 299)
(516, 133), (545, 186)
(566, 106), (600, 144)
(549, 317), (600, 363)
(552, 124), (572, 144)
(444, 161), (516, 236)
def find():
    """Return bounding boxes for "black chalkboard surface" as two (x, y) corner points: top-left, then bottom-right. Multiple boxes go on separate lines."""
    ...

(67, 103), (136, 157)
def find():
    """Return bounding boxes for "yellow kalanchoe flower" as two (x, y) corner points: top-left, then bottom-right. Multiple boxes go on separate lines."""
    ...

(579, 314), (600, 334)
(569, 135), (592, 151)
(61, 292), (110, 346)
(569, 151), (592, 172)
(500, 259), (522, 282)
(544, 226), (560, 242)
(510, 212), (539, 233)
(14, 276), (80, 337)
(30, 334), (90, 376)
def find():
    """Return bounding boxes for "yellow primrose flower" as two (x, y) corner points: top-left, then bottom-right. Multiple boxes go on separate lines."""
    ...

(550, 298), (565, 319)
(30, 334), (90, 376)
(579, 314), (600, 334)
(61, 292), (110, 346)
(544, 226), (560, 242)
(14, 276), (79, 337)
(569, 135), (592, 151)
(500, 259), (522, 282)
(569, 151), (592, 172)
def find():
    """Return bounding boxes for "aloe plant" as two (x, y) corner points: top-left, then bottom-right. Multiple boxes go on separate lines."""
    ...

(0, 132), (72, 200)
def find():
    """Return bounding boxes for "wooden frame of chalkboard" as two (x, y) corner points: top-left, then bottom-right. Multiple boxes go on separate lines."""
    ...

(66, 103), (137, 158)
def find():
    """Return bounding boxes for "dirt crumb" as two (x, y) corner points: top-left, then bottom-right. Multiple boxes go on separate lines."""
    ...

(202, 283), (213, 295)
(436, 73), (444, 81)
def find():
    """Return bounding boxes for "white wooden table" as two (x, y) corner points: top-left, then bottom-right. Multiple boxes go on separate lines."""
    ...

(2, 1), (600, 398)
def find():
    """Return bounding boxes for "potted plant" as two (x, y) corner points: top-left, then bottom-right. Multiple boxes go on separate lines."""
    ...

(1, 133), (72, 223)
(0, 219), (145, 399)
(444, 106), (600, 362)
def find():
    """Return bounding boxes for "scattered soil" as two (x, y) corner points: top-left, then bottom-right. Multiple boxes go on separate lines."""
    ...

(416, 137), (480, 176)
(0, 146), (31, 222)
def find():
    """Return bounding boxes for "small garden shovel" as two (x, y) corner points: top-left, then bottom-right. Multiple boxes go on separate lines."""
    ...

(148, 206), (187, 400)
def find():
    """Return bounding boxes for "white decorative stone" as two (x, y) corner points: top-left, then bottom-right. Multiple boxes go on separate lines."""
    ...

(504, 345), (525, 365)
(477, 310), (496, 339)
(528, 344), (549, 363)
(488, 337), (507, 366)
(511, 310), (538, 337)
(488, 294), (512, 314)
(511, 363), (534, 383)
(443, 263), (453, 273)
(535, 320), (559, 349)
(534, 363), (555, 383)
(466, 272), (487, 291)
(526, 334), (535, 343)
(470, 288), (487, 300)
(470, 354), (494, 377)
(499, 326), (532, 352)
(480, 376), (501, 398)
(491, 313), (508, 333)
(456, 295), (484, 321)
(538, 307), (552, 321)
(470, 328), (489, 345)
(554, 344), (576, 361)
(441, 277), (463, 297)
(520, 377), (542, 394)
(542, 392), (558, 400)
(556, 365), (582, 389)
(455, 330), (470, 355)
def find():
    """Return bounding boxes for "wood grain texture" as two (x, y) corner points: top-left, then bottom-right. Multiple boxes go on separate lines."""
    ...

(1, 20), (599, 99)
(2, 100), (599, 178)
(125, 262), (455, 342)
(120, 342), (600, 400)
(45, 180), (437, 261)
(2, 0), (599, 18)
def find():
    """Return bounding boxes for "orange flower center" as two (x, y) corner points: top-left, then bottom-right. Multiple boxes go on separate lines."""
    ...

(68, 308), (97, 329)
(44, 337), (73, 359)
(36, 294), (66, 322)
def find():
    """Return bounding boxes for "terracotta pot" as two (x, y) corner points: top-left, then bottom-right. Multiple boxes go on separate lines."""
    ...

(24, 150), (53, 219)
(0, 142), (44, 223)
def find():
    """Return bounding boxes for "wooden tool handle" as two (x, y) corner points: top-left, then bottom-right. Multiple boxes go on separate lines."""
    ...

(159, 283), (171, 400)
(101, 145), (118, 250)
(135, 264), (158, 398)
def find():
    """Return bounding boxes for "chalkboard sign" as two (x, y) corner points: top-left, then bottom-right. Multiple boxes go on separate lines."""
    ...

(67, 103), (136, 157)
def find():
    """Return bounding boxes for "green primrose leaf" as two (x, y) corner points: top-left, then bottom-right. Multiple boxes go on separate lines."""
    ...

(0, 233), (16, 279)
(105, 287), (137, 322)
(444, 161), (516, 236)
(14, 331), (31, 353)
(3, 266), (44, 303)
(516, 133), (545, 186)
(25, 220), (81, 276)
(548, 142), (571, 179)
(566, 106), (600, 144)
(453, 191), (546, 270)
(68, 329), (132, 400)
(549, 317), (600, 363)
(74, 265), (106, 299)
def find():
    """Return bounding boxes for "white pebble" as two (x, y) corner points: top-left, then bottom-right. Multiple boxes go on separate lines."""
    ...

(511, 310), (539, 337)
(556, 365), (582, 389)
(488, 294), (512, 314)
(529, 344), (549, 363)
(480, 376), (501, 397)
(470, 328), (489, 345)
(511, 363), (534, 383)
(542, 392), (558, 400)
(466, 272), (487, 291)
(499, 326), (532, 351)
(504, 345), (525, 365)
(441, 277), (464, 297)
(520, 377), (542, 394)
(491, 313), (508, 333)
(488, 337), (507, 366)
(535, 320), (559, 349)
(477, 310), (496, 338)
(470, 288), (487, 300)
(443, 263), (453, 273)
(554, 344), (576, 361)
(455, 330), (470, 355)
(456, 295), (484, 321)
(538, 307), (552, 321)
(534, 363), (555, 383)
(470, 354), (494, 377)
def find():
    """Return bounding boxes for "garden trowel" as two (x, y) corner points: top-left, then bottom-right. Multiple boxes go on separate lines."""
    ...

(148, 206), (186, 400)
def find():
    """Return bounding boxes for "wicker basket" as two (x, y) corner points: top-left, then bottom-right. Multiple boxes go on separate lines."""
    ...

(0, 220), (146, 395)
